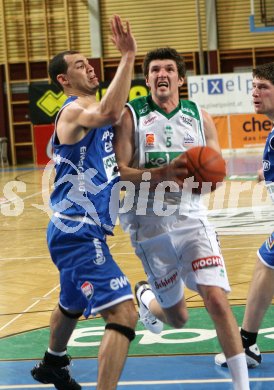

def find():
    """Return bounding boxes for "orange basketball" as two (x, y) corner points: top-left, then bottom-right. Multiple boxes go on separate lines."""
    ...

(184, 146), (226, 192)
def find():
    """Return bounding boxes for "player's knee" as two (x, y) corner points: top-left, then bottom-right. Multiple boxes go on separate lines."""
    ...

(125, 305), (138, 328)
(103, 300), (138, 340)
(105, 322), (136, 342)
(102, 299), (138, 329)
(204, 289), (227, 317)
(166, 310), (188, 328)
(118, 300), (138, 328)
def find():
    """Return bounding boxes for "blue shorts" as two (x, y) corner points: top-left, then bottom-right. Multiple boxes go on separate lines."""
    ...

(47, 217), (133, 317)
(258, 232), (274, 269)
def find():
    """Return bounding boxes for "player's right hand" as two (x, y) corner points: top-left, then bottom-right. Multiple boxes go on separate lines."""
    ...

(163, 154), (189, 188)
(110, 15), (137, 56)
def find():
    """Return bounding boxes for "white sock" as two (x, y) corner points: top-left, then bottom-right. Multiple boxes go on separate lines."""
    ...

(137, 287), (155, 309)
(226, 353), (250, 390)
(47, 348), (66, 357)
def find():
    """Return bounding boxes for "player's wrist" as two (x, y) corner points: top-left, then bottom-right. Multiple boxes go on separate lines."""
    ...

(120, 50), (136, 61)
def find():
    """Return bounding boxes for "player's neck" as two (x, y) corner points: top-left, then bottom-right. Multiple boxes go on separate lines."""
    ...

(65, 87), (97, 101)
(153, 96), (179, 113)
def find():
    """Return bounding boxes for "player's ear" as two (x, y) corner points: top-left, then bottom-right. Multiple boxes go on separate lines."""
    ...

(145, 77), (150, 88)
(57, 73), (69, 87)
(178, 77), (184, 87)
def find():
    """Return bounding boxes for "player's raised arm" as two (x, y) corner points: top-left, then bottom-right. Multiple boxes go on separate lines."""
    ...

(98, 15), (137, 124)
(55, 15), (137, 141)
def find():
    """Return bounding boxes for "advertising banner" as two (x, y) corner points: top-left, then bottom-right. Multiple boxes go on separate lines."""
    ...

(187, 73), (254, 115)
(29, 80), (149, 125)
(229, 114), (271, 148)
(33, 124), (54, 165)
(213, 116), (229, 149)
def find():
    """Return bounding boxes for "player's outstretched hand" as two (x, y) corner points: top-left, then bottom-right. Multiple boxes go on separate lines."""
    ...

(110, 15), (137, 56)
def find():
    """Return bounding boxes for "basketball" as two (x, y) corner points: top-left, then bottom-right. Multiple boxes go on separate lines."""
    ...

(184, 146), (226, 192)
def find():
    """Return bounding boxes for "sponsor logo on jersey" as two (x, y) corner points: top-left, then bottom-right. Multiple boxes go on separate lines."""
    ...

(144, 151), (181, 168)
(183, 132), (195, 145)
(110, 276), (129, 290)
(143, 114), (158, 127)
(182, 107), (195, 117)
(263, 159), (271, 171)
(102, 129), (114, 153)
(145, 133), (155, 147)
(78, 146), (87, 192)
(103, 153), (119, 182)
(154, 269), (179, 291)
(93, 238), (106, 265)
(164, 125), (173, 135)
(81, 281), (94, 300)
(139, 103), (150, 115)
(181, 115), (193, 126)
(192, 256), (223, 271)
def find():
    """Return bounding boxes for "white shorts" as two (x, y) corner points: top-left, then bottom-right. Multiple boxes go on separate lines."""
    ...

(120, 212), (231, 308)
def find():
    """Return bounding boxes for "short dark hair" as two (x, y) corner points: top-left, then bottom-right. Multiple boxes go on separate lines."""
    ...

(143, 47), (186, 79)
(253, 62), (274, 85)
(48, 50), (79, 90)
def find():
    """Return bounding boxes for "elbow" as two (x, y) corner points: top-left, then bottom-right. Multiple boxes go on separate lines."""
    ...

(103, 109), (121, 125)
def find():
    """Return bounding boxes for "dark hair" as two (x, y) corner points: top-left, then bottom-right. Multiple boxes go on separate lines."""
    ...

(143, 47), (186, 78)
(253, 62), (274, 85)
(48, 50), (79, 90)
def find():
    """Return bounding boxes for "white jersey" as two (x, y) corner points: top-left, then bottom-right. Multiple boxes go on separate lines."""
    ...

(125, 95), (206, 217)
(120, 96), (230, 301)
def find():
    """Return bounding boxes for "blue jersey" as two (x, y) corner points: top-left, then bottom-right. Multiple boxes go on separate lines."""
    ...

(50, 96), (120, 233)
(262, 126), (274, 202)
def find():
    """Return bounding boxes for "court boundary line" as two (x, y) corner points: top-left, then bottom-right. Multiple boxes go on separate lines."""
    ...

(0, 285), (60, 333)
(1, 376), (274, 389)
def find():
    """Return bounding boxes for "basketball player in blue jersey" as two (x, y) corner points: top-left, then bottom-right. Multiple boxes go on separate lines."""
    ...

(31, 15), (137, 390)
(114, 47), (250, 389)
(216, 62), (274, 369)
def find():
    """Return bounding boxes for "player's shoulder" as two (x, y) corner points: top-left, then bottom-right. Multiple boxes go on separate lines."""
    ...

(126, 95), (152, 118)
(179, 99), (202, 120)
(127, 94), (149, 107)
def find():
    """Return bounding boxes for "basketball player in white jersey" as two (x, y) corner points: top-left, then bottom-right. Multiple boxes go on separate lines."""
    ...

(114, 47), (250, 390)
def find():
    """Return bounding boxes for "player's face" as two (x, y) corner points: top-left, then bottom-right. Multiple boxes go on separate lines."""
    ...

(252, 77), (274, 120)
(62, 53), (99, 95)
(146, 59), (183, 102)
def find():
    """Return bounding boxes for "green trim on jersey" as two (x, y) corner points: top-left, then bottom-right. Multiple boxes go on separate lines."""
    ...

(179, 100), (202, 121)
(128, 95), (202, 121)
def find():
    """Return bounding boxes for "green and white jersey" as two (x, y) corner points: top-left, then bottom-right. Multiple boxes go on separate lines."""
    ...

(126, 95), (207, 216)
(127, 95), (206, 169)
